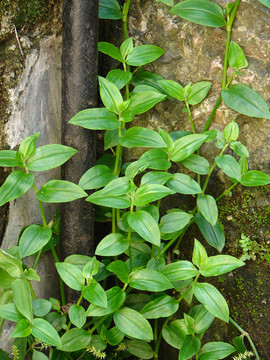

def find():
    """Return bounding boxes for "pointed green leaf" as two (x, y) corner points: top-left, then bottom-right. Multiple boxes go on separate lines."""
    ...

(170, 134), (208, 162)
(68, 305), (86, 328)
(0, 268), (15, 289)
(192, 239), (208, 268)
(0, 150), (21, 167)
(140, 149), (171, 170)
(99, 0), (123, 19)
(166, 173), (202, 194)
(126, 45), (165, 66)
(79, 165), (117, 190)
(119, 127), (167, 148)
(230, 141), (249, 158)
(222, 84), (270, 119)
(11, 319), (32, 338)
(32, 299), (52, 317)
(86, 286), (126, 316)
(129, 269), (173, 292)
(229, 41), (248, 70)
(69, 108), (120, 130)
(216, 155), (242, 182)
(98, 76), (123, 113)
(27, 145), (77, 171)
(0, 250), (23, 277)
(0, 303), (25, 322)
(187, 81), (212, 105)
(159, 80), (185, 101)
(87, 191), (131, 209)
(57, 328), (91, 351)
(125, 339), (154, 359)
(171, 0), (226, 27)
(160, 211), (193, 233)
(128, 210), (160, 246)
(197, 195), (218, 226)
(200, 255), (245, 277)
(199, 342), (236, 360)
(181, 154), (210, 175)
(55, 262), (85, 291)
(107, 69), (132, 90)
(240, 170), (270, 186)
(134, 184), (175, 206)
(33, 350), (49, 360)
(189, 305), (215, 334)
(107, 260), (129, 284)
(162, 261), (198, 281)
(178, 335), (201, 360)
(194, 283), (229, 322)
(12, 278), (33, 322)
(36, 180), (88, 203)
(141, 171), (172, 186)
(114, 307), (153, 341)
(196, 213), (225, 252)
(141, 295), (179, 319)
(19, 132), (40, 161)
(0, 171), (34, 207)
(19, 225), (52, 258)
(95, 233), (129, 256)
(162, 321), (186, 349)
(256, 0), (270, 8)
(98, 42), (123, 62)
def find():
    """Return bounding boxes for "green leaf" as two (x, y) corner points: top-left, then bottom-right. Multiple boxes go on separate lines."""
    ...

(194, 283), (229, 322)
(0, 150), (21, 167)
(86, 286), (126, 316)
(68, 305), (86, 328)
(141, 171), (172, 186)
(125, 339), (154, 359)
(192, 239), (208, 268)
(0, 171), (34, 207)
(120, 37), (134, 59)
(170, 134), (208, 162)
(171, 0), (226, 27)
(200, 255), (245, 277)
(132, 70), (167, 94)
(19, 225), (52, 258)
(141, 295), (179, 319)
(114, 307), (153, 341)
(82, 279), (108, 308)
(128, 210), (160, 247)
(197, 195), (218, 226)
(99, 0), (123, 19)
(162, 261), (198, 281)
(215, 155), (242, 182)
(36, 180), (88, 203)
(155, 0), (174, 6)
(160, 211), (193, 233)
(222, 84), (270, 119)
(120, 92), (166, 122)
(125, 160), (149, 180)
(119, 127), (167, 148)
(57, 328), (91, 351)
(104, 128), (119, 150)
(12, 278), (33, 322)
(199, 342), (236, 360)
(229, 41), (248, 70)
(98, 76), (123, 113)
(0, 303), (25, 322)
(126, 45), (165, 66)
(166, 173), (202, 194)
(55, 262), (85, 291)
(82, 257), (99, 279)
(230, 141), (249, 158)
(0, 268), (15, 289)
(240, 170), (270, 186)
(32, 318), (61, 346)
(196, 213), (225, 252)
(32, 299), (52, 317)
(87, 191), (131, 209)
(134, 184), (175, 206)
(64, 254), (92, 271)
(257, 0), (270, 8)
(181, 154), (210, 175)
(129, 269), (173, 292)
(140, 149), (171, 170)
(11, 319), (32, 338)
(187, 81), (212, 105)
(0, 349), (12, 360)
(0, 250), (23, 277)
(178, 335), (201, 360)
(189, 305), (215, 333)
(33, 350), (49, 360)
(95, 233), (129, 256)
(69, 108), (120, 130)
(98, 42), (123, 62)
(24, 268), (40, 282)
(162, 321), (186, 349)
(106, 326), (124, 346)
(27, 145), (77, 171)
(107, 69), (132, 90)
(107, 260), (129, 284)
(79, 165), (117, 190)
(159, 80), (185, 101)
(19, 132), (40, 161)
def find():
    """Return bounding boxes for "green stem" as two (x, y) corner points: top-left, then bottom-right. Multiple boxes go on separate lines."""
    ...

(122, 0), (132, 41)
(202, 95), (222, 133)
(222, 24), (231, 90)
(49, 241), (66, 306)
(177, 273), (199, 303)
(215, 182), (238, 202)
(229, 317), (260, 360)
(127, 205), (134, 271)
(29, 282), (36, 300)
(154, 318), (170, 359)
(89, 314), (111, 335)
(65, 293), (83, 332)
(185, 101), (195, 134)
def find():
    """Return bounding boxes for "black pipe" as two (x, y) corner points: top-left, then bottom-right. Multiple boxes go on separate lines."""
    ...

(61, 0), (98, 300)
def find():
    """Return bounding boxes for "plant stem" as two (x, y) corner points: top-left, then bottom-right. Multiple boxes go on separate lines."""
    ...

(89, 314), (110, 334)
(65, 293), (83, 332)
(202, 95), (222, 133)
(154, 318), (170, 359)
(185, 101), (196, 134)
(122, 0), (132, 41)
(127, 205), (134, 271)
(29, 282), (36, 300)
(215, 182), (238, 202)
(229, 317), (260, 360)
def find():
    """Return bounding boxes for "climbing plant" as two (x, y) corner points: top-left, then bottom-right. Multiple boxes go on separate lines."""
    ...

(0, 0), (270, 359)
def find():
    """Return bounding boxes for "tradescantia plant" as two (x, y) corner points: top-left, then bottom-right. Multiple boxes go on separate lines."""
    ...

(0, 0), (270, 359)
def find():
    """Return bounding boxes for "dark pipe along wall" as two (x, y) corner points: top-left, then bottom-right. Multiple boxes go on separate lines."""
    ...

(61, 0), (98, 301)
